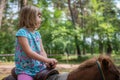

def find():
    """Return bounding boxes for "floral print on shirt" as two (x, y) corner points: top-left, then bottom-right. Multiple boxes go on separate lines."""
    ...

(15, 28), (46, 77)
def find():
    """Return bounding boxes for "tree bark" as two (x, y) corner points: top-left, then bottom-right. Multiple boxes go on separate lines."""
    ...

(106, 37), (112, 56)
(99, 40), (103, 54)
(19, 0), (27, 9)
(79, 0), (86, 55)
(0, 0), (6, 28)
(68, 0), (81, 56)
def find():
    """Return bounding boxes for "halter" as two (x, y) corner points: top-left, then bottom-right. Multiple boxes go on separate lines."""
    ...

(96, 61), (105, 80)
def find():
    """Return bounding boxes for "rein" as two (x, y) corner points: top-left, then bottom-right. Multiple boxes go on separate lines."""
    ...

(96, 61), (105, 80)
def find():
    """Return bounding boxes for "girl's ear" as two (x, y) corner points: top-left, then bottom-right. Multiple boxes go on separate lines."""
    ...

(102, 59), (109, 70)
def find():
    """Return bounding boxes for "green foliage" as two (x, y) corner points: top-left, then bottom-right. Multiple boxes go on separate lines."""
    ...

(0, 0), (120, 58)
(0, 27), (15, 54)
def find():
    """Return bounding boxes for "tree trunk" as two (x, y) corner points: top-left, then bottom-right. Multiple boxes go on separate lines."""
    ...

(99, 40), (103, 54)
(114, 33), (119, 54)
(0, 0), (6, 28)
(106, 37), (112, 56)
(19, 0), (27, 9)
(68, 0), (81, 56)
(106, 43), (112, 56)
(75, 36), (81, 56)
(90, 36), (94, 55)
(79, 0), (86, 55)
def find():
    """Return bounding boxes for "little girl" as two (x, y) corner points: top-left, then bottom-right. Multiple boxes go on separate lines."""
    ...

(15, 5), (57, 80)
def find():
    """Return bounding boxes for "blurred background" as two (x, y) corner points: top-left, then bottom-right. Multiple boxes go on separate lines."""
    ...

(0, 0), (120, 64)
(0, 0), (120, 79)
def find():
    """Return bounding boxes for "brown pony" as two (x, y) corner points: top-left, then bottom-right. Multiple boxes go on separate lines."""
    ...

(2, 55), (120, 80)
(66, 55), (120, 80)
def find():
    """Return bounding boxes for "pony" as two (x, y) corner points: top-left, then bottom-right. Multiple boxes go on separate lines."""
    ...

(2, 55), (120, 80)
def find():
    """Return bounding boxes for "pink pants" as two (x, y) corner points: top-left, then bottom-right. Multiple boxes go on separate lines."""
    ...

(18, 74), (33, 80)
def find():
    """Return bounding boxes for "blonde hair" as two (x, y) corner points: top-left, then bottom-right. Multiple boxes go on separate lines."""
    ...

(19, 5), (41, 29)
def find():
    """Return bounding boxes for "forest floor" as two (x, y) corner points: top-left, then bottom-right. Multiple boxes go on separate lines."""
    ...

(0, 58), (120, 80)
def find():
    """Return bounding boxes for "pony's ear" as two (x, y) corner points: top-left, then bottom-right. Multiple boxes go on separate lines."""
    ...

(102, 59), (109, 70)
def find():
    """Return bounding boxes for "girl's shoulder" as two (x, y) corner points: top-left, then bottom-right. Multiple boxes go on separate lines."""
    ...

(35, 31), (41, 38)
(17, 27), (27, 32)
(35, 31), (39, 35)
(16, 28), (28, 37)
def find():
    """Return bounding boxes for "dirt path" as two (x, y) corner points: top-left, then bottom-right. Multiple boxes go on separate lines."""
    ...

(0, 62), (120, 80)
(0, 62), (79, 79)
(0, 63), (79, 73)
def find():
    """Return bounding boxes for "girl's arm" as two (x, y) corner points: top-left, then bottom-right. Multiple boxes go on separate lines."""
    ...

(40, 39), (47, 58)
(40, 39), (57, 68)
(17, 36), (57, 65)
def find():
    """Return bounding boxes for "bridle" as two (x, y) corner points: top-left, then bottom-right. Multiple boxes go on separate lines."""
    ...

(96, 61), (105, 80)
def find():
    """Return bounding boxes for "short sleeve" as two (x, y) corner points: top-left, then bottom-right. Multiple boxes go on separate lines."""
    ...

(36, 31), (41, 39)
(16, 28), (27, 37)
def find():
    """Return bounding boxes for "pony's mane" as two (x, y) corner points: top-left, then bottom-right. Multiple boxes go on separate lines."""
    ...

(77, 57), (97, 70)
(71, 55), (112, 72)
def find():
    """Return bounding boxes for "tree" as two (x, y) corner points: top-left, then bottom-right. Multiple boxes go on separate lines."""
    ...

(0, 0), (7, 28)
(19, 0), (28, 9)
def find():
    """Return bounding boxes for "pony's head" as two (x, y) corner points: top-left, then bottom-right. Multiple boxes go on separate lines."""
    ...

(97, 55), (120, 80)
(67, 55), (120, 80)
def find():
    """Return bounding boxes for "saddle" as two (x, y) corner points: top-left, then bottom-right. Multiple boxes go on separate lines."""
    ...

(35, 68), (59, 80)
(3, 67), (59, 80)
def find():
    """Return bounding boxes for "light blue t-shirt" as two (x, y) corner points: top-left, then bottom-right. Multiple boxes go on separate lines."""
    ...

(15, 27), (46, 77)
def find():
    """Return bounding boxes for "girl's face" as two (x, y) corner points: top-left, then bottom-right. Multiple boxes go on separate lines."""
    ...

(36, 14), (42, 29)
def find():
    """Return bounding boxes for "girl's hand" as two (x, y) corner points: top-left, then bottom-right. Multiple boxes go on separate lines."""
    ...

(46, 58), (57, 69)
(45, 63), (57, 69)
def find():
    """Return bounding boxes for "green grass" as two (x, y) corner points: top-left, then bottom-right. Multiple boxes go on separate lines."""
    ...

(49, 53), (120, 65)
(112, 54), (120, 66)
(0, 53), (120, 65)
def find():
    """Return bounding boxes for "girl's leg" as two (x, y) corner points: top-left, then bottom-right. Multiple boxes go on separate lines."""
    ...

(18, 74), (33, 80)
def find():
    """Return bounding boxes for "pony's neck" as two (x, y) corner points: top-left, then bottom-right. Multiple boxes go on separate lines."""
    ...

(67, 65), (100, 80)
(67, 69), (81, 80)
(67, 58), (99, 80)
